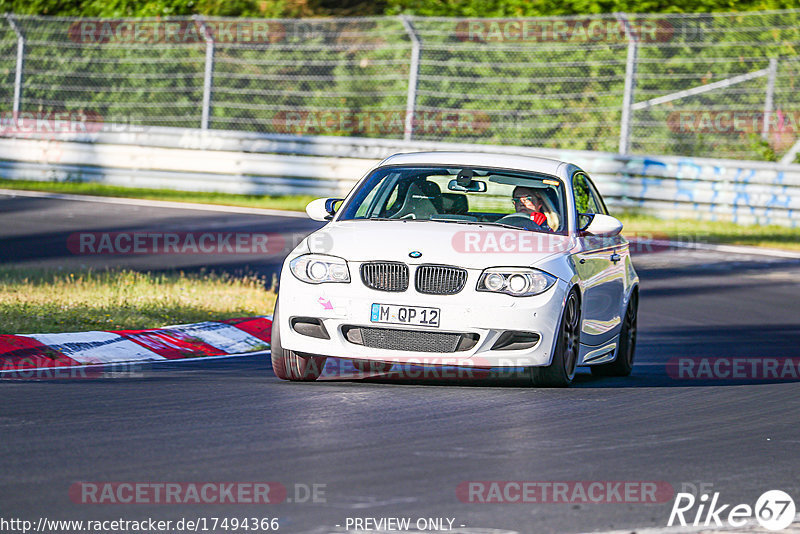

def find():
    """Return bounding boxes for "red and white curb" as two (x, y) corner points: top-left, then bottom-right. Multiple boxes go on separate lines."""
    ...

(0, 316), (272, 373)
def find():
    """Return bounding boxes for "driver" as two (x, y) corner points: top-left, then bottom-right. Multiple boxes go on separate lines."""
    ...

(512, 186), (550, 229)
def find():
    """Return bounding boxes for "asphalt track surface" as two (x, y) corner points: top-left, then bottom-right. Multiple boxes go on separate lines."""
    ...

(0, 190), (323, 281)
(2, 192), (800, 534)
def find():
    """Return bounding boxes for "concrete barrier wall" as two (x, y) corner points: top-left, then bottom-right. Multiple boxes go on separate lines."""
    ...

(1, 125), (798, 226)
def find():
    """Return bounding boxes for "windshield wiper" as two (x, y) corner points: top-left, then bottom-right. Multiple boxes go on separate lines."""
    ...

(347, 217), (401, 221)
(352, 218), (545, 232)
(363, 217), (432, 222)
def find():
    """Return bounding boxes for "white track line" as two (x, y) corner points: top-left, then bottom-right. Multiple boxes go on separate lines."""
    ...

(630, 237), (800, 259)
(0, 188), (308, 218)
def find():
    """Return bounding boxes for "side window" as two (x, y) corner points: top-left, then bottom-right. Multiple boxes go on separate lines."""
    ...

(355, 173), (399, 218)
(354, 186), (381, 218)
(383, 186), (399, 213)
(586, 177), (609, 216)
(572, 172), (601, 229)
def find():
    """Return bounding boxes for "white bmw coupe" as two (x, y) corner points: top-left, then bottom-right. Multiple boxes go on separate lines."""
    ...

(271, 152), (638, 387)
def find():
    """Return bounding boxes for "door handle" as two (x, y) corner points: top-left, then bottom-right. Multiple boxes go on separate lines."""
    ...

(610, 253), (621, 264)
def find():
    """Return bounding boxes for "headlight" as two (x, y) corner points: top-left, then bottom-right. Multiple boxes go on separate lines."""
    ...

(290, 254), (350, 284)
(477, 268), (556, 296)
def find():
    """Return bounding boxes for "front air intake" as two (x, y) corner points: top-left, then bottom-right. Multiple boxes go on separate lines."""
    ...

(360, 262), (409, 292)
(415, 265), (468, 295)
(342, 326), (479, 353)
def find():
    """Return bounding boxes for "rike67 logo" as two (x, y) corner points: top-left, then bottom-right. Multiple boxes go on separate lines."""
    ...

(669, 489), (796, 531)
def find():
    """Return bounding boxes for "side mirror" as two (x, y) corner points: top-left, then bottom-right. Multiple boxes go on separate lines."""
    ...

(582, 214), (623, 237)
(306, 198), (342, 222)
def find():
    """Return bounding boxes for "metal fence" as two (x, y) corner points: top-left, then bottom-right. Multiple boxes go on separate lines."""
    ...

(1, 11), (800, 162)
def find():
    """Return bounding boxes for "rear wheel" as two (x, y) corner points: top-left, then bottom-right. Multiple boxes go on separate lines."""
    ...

(270, 305), (327, 381)
(591, 291), (638, 377)
(530, 289), (581, 387)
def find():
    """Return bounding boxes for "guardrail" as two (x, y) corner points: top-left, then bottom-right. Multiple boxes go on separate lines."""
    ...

(0, 126), (798, 226)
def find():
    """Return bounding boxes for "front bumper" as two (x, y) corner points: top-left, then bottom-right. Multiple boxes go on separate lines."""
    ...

(276, 263), (568, 368)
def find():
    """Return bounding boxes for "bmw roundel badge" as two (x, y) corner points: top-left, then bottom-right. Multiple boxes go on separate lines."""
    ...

(409, 251), (422, 258)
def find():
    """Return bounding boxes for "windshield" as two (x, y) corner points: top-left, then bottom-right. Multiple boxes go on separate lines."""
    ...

(337, 165), (568, 235)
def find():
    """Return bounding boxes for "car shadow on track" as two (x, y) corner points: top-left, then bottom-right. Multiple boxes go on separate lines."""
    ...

(315, 367), (800, 389)
(309, 323), (800, 389)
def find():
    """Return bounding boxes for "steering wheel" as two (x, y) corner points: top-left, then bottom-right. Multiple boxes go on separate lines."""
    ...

(495, 212), (547, 231)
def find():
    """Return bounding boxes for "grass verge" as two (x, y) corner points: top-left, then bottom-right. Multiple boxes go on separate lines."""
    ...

(0, 179), (314, 212)
(0, 268), (277, 335)
(618, 212), (800, 251)
(1, 179), (798, 251)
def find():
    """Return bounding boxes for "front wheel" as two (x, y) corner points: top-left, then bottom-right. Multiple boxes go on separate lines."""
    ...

(270, 305), (327, 381)
(529, 289), (581, 387)
(591, 291), (638, 377)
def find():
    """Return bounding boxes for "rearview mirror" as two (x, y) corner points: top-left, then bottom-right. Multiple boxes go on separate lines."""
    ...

(582, 214), (623, 237)
(306, 198), (343, 221)
(448, 179), (487, 193)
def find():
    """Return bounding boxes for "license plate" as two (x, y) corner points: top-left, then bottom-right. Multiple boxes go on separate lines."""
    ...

(370, 303), (440, 328)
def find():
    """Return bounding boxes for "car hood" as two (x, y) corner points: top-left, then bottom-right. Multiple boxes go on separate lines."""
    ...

(306, 220), (574, 269)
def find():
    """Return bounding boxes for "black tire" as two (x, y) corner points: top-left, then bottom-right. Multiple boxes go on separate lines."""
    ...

(530, 289), (581, 387)
(270, 304), (327, 382)
(591, 291), (638, 377)
(352, 360), (394, 374)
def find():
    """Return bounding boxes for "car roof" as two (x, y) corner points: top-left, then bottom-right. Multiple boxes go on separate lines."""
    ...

(378, 151), (567, 177)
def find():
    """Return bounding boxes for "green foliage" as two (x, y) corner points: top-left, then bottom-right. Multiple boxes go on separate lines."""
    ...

(0, 268), (276, 334)
(0, 5), (797, 161)
(618, 210), (800, 250)
(384, 0), (800, 17)
(0, 0), (389, 17)
(1, 0), (293, 17)
(745, 132), (779, 161)
(1, 0), (797, 18)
